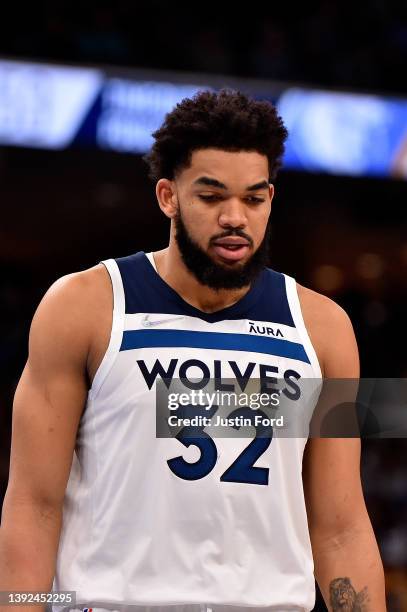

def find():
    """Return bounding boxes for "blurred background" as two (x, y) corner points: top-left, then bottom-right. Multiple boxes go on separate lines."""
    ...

(0, 1), (407, 610)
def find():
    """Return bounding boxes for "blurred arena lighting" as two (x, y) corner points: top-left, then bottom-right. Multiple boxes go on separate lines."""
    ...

(356, 253), (385, 280)
(312, 264), (344, 293)
(1, 58), (407, 179)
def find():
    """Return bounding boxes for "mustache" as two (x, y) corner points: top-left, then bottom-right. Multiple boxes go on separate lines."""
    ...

(210, 229), (253, 246)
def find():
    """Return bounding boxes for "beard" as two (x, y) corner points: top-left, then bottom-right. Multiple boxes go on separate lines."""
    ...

(174, 209), (272, 290)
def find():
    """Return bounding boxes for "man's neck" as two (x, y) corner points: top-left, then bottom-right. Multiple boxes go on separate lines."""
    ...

(151, 246), (253, 314)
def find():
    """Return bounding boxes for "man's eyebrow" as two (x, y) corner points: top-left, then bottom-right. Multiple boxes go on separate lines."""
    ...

(246, 180), (270, 191)
(193, 177), (270, 191)
(193, 177), (227, 189)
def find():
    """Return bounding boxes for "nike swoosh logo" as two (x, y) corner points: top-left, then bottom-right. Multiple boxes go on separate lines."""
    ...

(142, 315), (184, 327)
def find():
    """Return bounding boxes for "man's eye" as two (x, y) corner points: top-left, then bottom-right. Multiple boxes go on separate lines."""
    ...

(198, 194), (220, 202)
(246, 197), (265, 204)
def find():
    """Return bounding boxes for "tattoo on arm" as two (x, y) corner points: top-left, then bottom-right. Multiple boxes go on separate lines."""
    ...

(329, 577), (369, 611)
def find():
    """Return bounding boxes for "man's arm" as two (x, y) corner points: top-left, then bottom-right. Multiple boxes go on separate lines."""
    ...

(0, 270), (102, 608)
(300, 287), (386, 611)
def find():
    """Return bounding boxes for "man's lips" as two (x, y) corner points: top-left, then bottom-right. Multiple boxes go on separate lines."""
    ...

(212, 237), (250, 246)
(212, 238), (251, 262)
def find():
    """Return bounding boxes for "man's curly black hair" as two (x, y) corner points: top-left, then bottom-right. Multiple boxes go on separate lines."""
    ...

(143, 89), (288, 182)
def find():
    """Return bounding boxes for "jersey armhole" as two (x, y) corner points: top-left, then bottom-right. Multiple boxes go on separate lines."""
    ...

(88, 258), (125, 400)
(284, 274), (323, 379)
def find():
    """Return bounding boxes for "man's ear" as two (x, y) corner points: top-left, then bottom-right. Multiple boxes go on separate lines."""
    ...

(269, 183), (275, 202)
(156, 179), (178, 219)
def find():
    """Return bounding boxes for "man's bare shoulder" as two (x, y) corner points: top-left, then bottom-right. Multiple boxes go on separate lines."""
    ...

(46, 263), (110, 299)
(295, 282), (359, 377)
(30, 263), (112, 372)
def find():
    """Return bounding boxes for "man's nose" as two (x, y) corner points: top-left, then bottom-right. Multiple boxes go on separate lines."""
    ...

(218, 198), (248, 228)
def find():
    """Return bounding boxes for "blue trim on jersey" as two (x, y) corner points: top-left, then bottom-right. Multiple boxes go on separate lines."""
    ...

(115, 252), (295, 327)
(120, 329), (310, 364)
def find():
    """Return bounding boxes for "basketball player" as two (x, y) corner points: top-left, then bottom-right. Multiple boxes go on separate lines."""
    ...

(0, 90), (385, 612)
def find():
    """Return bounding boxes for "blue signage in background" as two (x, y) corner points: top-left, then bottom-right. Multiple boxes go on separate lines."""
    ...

(277, 88), (407, 179)
(96, 79), (205, 153)
(0, 60), (103, 149)
(0, 58), (406, 180)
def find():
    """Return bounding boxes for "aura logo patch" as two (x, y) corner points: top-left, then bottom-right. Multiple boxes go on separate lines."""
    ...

(248, 321), (284, 338)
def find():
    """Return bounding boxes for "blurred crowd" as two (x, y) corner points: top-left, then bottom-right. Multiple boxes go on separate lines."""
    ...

(0, 0), (406, 95)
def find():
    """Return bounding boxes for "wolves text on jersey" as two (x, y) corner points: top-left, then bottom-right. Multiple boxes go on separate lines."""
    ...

(136, 357), (302, 400)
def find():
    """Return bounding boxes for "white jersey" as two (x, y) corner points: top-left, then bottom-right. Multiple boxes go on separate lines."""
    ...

(53, 251), (322, 612)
